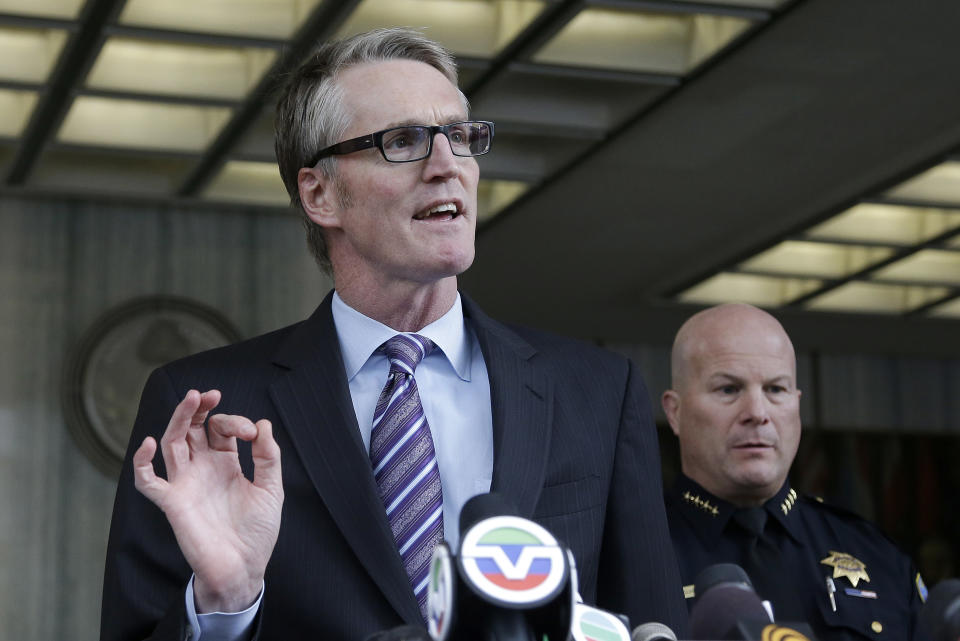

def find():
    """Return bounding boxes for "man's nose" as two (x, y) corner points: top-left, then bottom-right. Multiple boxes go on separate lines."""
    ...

(422, 131), (460, 178)
(740, 388), (771, 424)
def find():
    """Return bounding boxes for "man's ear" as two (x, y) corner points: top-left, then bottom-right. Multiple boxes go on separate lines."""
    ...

(661, 390), (681, 437)
(298, 166), (341, 228)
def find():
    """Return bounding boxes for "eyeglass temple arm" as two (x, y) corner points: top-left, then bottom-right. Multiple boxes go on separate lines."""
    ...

(308, 134), (375, 165)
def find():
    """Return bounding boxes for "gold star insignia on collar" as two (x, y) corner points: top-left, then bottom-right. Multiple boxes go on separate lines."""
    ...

(821, 551), (870, 587)
(682, 491), (719, 516)
(781, 488), (798, 515)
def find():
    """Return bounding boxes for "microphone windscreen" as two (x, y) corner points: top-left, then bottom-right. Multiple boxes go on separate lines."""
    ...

(458, 492), (519, 534)
(363, 624), (431, 641)
(631, 621), (678, 641)
(920, 578), (960, 641)
(689, 584), (770, 640)
(693, 563), (754, 597)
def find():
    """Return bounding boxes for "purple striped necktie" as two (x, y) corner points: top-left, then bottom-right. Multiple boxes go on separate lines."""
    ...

(370, 334), (444, 619)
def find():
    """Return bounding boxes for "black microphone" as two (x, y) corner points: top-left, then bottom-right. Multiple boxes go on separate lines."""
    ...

(426, 492), (575, 641)
(689, 583), (771, 640)
(693, 562), (754, 596)
(364, 624), (432, 641)
(921, 578), (960, 641)
(689, 563), (819, 641)
(630, 621), (677, 641)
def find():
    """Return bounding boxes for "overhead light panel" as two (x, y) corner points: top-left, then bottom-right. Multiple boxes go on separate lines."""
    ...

(118, 0), (323, 39)
(927, 297), (960, 319)
(204, 160), (288, 205)
(477, 179), (530, 223)
(0, 27), (68, 84)
(58, 97), (232, 152)
(678, 273), (822, 307)
(805, 282), (949, 314)
(533, 8), (752, 74)
(805, 203), (960, 246)
(738, 240), (894, 278)
(0, 0), (85, 19)
(337, 0), (545, 59)
(871, 250), (960, 286)
(884, 161), (960, 206)
(673, 0), (788, 7)
(0, 89), (38, 137)
(87, 38), (276, 100)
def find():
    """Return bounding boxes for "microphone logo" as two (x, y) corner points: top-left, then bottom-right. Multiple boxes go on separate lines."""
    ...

(427, 543), (455, 641)
(570, 603), (631, 641)
(458, 515), (567, 606)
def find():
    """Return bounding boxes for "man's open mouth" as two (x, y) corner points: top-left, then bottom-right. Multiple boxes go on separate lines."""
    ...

(414, 202), (460, 221)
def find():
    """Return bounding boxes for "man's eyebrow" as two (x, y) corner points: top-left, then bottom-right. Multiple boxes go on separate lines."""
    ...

(707, 372), (744, 383)
(380, 116), (469, 130)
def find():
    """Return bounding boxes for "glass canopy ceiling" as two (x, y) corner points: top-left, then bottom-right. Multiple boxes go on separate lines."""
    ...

(12, 1), (958, 320)
(0, 0), (786, 220)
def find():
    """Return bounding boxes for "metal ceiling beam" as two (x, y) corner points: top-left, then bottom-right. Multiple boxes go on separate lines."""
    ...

(5, 0), (125, 186)
(176, 0), (361, 198)
(464, 0), (583, 99)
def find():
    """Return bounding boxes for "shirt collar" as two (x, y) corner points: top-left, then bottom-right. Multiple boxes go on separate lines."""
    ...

(668, 475), (803, 549)
(331, 290), (473, 382)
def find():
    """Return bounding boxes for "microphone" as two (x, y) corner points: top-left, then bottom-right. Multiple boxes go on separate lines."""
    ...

(630, 622), (677, 641)
(921, 578), (960, 641)
(426, 492), (575, 641)
(693, 562), (754, 595)
(570, 602), (631, 641)
(689, 563), (819, 640)
(689, 582), (771, 640)
(364, 625), (433, 641)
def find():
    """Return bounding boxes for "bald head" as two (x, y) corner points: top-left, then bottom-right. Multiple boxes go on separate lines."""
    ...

(662, 303), (802, 506)
(670, 303), (797, 391)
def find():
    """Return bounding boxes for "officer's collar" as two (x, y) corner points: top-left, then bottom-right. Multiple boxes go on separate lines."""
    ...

(669, 475), (803, 548)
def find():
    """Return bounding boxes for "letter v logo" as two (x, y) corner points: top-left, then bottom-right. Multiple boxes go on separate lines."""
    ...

(459, 516), (568, 606)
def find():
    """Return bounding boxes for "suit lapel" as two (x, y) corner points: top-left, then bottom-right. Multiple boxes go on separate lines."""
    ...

(268, 294), (422, 623)
(462, 295), (552, 518)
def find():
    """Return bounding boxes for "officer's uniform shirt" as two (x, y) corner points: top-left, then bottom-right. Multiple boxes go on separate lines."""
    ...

(666, 475), (929, 641)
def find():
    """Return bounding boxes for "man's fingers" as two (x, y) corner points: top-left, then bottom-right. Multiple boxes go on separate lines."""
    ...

(251, 420), (283, 496)
(132, 436), (168, 504)
(160, 390), (202, 467)
(184, 389), (222, 451)
(207, 414), (257, 452)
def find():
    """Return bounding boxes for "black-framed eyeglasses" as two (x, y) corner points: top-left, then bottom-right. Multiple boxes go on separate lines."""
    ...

(307, 120), (494, 166)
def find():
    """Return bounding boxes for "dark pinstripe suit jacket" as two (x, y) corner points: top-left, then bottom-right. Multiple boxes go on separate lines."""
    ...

(101, 292), (687, 640)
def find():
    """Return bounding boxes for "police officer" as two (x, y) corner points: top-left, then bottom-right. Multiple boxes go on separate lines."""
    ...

(661, 303), (928, 641)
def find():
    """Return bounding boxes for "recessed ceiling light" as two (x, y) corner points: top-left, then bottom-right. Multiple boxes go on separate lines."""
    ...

(805, 282), (949, 314)
(58, 97), (232, 152)
(678, 272), (822, 307)
(533, 7), (753, 74)
(337, 0), (546, 59)
(87, 38), (276, 100)
(739, 240), (894, 278)
(119, 0), (322, 39)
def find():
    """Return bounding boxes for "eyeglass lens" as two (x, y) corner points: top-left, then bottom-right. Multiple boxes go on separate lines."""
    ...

(381, 122), (491, 162)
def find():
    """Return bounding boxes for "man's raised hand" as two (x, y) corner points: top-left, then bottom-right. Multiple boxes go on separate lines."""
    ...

(132, 389), (284, 613)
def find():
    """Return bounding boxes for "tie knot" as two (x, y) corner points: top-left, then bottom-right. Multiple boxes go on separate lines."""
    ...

(381, 334), (434, 374)
(732, 507), (768, 539)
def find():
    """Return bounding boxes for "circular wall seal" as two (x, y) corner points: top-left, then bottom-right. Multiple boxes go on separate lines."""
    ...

(62, 296), (241, 477)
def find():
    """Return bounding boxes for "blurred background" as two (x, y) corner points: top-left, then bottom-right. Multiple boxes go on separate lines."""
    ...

(1, 0), (959, 638)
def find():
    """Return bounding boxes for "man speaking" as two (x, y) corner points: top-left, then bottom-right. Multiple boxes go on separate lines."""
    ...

(100, 28), (686, 641)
